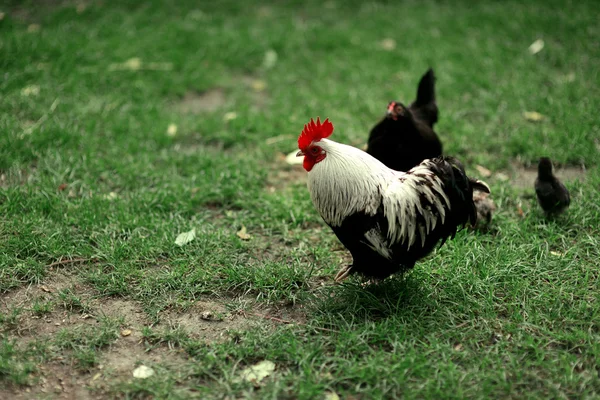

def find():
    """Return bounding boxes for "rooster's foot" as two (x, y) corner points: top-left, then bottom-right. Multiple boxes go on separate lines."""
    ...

(334, 265), (353, 283)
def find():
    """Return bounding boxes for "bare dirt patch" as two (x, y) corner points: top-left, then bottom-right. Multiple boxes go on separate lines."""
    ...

(1, 267), (313, 398)
(241, 76), (271, 110)
(174, 88), (227, 114)
(159, 300), (261, 342)
(266, 163), (306, 192)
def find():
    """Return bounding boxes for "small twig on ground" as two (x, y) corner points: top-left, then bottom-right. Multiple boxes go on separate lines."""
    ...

(247, 312), (339, 334)
(45, 257), (97, 268)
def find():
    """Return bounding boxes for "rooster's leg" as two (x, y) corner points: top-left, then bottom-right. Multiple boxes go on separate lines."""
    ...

(334, 265), (353, 282)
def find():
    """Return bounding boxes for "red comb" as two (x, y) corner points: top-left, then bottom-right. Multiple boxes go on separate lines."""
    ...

(298, 117), (334, 150)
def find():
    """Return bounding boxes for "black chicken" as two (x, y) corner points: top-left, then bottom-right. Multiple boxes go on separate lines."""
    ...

(366, 68), (443, 172)
(535, 157), (570, 217)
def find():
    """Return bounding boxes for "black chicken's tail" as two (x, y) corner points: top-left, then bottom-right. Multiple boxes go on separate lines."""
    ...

(410, 68), (439, 127)
(433, 156), (491, 235)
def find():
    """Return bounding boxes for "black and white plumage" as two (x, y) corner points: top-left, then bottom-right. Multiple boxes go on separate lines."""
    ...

(297, 118), (490, 281)
(535, 157), (570, 217)
(366, 68), (443, 172)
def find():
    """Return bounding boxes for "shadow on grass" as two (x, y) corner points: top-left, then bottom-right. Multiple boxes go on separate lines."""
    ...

(311, 272), (436, 324)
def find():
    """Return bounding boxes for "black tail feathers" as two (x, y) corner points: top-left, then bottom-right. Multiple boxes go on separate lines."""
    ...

(414, 68), (436, 107)
(411, 68), (438, 127)
(438, 156), (490, 227)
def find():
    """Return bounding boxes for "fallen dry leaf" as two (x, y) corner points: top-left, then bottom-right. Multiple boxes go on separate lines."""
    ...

(236, 225), (252, 240)
(475, 165), (492, 178)
(517, 206), (524, 218)
(123, 57), (141, 70)
(223, 111), (237, 121)
(108, 57), (142, 71)
(132, 365), (154, 379)
(91, 372), (101, 382)
(324, 392), (340, 400)
(453, 343), (463, 351)
(40, 285), (52, 293)
(237, 360), (275, 385)
(121, 329), (132, 337)
(103, 192), (118, 201)
(21, 85), (40, 97)
(166, 123), (178, 137)
(175, 228), (196, 246)
(285, 149), (303, 165)
(262, 49), (278, 69)
(58, 183), (68, 191)
(523, 111), (545, 122)
(550, 251), (563, 256)
(380, 38), (396, 50)
(561, 72), (576, 83)
(250, 79), (267, 92)
(200, 311), (213, 320)
(528, 39), (544, 54)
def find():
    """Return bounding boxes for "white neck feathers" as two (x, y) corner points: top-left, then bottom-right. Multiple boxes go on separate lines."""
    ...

(306, 139), (450, 250)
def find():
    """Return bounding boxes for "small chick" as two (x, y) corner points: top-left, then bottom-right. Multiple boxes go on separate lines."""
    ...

(535, 157), (570, 216)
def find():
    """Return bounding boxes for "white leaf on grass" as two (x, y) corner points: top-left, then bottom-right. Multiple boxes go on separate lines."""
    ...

(132, 365), (154, 379)
(108, 57), (142, 71)
(285, 149), (303, 165)
(380, 38), (396, 50)
(523, 111), (545, 122)
(21, 85), (40, 97)
(250, 79), (267, 92)
(528, 39), (544, 54)
(237, 360), (275, 384)
(103, 192), (119, 200)
(324, 392), (340, 400)
(262, 49), (278, 69)
(175, 228), (196, 246)
(236, 226), (252, 240)
(223, 112), (238, 121)
(166, 123), (178, 137)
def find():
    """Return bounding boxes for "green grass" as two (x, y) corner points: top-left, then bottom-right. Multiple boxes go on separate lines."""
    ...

(1, 0), (600, 398)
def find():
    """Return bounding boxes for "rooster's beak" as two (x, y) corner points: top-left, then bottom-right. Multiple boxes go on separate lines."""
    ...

(296, 150), (304, 157)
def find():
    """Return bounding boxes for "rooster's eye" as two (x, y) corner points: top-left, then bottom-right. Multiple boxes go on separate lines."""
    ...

(310, 147), (320, 155)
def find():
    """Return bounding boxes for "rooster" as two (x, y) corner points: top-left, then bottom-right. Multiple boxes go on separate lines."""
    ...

(535, 157), (570, 217)
(366, 68), (443, 172)
(297, 118), (490, 281)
